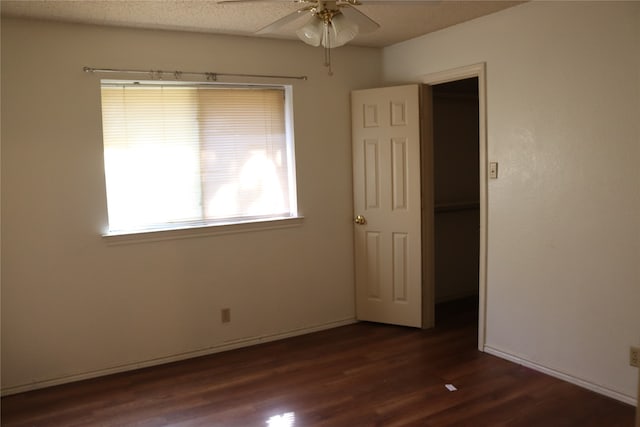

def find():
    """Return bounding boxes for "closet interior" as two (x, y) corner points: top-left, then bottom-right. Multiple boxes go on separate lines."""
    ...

(431, 77), (480, 323)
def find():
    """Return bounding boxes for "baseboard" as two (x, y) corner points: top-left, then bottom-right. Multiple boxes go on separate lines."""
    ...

(1, 317), (357, 396)
(484, 345), (637, 407)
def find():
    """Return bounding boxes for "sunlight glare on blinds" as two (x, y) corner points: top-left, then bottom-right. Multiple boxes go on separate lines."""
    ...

(100, 84), (293, 233)
(198, 89), (288, 219)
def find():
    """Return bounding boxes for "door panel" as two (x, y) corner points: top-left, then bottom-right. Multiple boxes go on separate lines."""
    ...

(352, 84), (424, 328)
(364, 140), (380, 209)
(365, 231), (381, 299)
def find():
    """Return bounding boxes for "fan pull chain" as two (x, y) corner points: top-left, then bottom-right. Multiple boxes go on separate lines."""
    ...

(324, 45), (333, 76)
(323, 21), (333, 76)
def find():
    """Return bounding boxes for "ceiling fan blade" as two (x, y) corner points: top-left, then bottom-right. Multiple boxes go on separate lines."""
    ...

(339, 5), (380, 34)
(255, 7), (313, 34)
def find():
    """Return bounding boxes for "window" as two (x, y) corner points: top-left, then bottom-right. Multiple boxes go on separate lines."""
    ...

(100, 81), (298, 235)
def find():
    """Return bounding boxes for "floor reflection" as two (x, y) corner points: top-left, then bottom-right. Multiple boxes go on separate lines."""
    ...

(266, 411), (295, 427)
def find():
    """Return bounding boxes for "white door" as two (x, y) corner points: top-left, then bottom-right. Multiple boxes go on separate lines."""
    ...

(352, 84), (430, 328)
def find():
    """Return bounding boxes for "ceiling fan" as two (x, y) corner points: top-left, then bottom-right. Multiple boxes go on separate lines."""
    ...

(216, 0), (384, 75)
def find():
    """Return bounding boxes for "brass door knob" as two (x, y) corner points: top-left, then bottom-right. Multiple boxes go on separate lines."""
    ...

(354, 215), (367, 225)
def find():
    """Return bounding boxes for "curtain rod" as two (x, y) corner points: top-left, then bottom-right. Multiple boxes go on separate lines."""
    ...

(83, 67), (308, 81)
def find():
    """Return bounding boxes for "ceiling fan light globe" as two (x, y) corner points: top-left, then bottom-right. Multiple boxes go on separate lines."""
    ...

(296, 17), (323, 47)
(327, 13), (359, 48)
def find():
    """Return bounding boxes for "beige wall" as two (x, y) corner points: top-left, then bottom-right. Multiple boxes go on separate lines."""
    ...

(0, 18), (382, 393)
(384, 1), (640, 404)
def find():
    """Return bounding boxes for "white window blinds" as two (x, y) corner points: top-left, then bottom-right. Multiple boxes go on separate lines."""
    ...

(101, 83), (297, 233)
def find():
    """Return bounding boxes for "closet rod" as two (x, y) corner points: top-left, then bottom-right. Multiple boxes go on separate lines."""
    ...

(435, 202), (480, 213)
(83, 67), (308, 81)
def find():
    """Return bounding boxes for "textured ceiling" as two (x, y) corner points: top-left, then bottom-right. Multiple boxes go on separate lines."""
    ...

(0, 0), (523, 48)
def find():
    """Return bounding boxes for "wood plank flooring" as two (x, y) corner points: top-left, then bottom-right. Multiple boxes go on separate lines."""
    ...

(2, 298), (635, 426)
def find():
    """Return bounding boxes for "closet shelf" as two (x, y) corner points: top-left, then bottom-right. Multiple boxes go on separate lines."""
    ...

(435, 201), (480, 213)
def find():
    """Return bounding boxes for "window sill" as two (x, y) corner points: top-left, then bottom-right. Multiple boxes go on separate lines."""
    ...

(102, 216), (304, 245)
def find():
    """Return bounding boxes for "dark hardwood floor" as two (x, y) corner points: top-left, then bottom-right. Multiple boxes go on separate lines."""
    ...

(2, 298), (635, 426)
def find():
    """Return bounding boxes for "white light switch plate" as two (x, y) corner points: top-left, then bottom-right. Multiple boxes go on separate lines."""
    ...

(489, 162), (498, 179)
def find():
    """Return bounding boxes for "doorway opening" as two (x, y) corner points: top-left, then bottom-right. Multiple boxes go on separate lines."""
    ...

(430, 77), (480, 333)
(420, 63), (487, 350)
(350, 68), (487, 348)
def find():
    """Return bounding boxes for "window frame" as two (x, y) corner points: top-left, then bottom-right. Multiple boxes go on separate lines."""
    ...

(99, 79), (302, 242)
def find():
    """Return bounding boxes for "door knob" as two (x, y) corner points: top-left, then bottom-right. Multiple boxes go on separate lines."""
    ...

(354, 215), (367, 225)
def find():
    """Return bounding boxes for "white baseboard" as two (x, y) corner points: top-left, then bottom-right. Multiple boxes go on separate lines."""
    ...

(484, 345), (637, 407)
(1, 317), (357, 396)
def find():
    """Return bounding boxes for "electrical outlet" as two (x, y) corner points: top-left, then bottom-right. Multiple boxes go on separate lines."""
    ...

(221, 308), (231, 324)
(630, 346), (639, 368)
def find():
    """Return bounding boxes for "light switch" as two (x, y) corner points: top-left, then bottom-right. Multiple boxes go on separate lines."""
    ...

(489, 162), (498, 179)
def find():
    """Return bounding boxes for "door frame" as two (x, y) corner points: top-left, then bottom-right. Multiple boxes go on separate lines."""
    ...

(421, 63), (488, 351)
